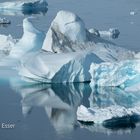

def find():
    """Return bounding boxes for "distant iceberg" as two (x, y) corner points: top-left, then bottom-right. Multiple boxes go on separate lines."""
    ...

(89, 28), (120, 39)
(0, 0), (48, 16)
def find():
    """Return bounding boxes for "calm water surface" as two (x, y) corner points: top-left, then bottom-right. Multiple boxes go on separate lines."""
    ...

(0, 0), (140, 140)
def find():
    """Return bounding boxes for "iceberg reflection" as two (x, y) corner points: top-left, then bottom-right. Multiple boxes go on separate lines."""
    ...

(10, 78), (140, 135)
(10, 80), (84, 134)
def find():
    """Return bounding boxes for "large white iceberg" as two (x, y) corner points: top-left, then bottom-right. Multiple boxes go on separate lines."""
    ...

(0, 0), (48, 16)
(18, 10), (135, 84)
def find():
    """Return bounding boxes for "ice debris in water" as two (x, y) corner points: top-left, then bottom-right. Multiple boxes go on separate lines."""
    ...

(89, 28), (120, 39)
(0, 34), (16, 60)
(0, 17), (11, 24)
(130, 11), (137, 16)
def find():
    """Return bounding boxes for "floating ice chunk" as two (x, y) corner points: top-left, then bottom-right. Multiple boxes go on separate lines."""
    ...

(89, 28), (120, 39)
(0, 0), (48, 16)
(77, 104), (140, 124)
(135, 52), (140, 59)
(0, 34), (16, 59)
(88, 28), (100, 37)
(0, 17), (11, 24)
(130, 11), (137, 16)
(99, 28), (120, 39)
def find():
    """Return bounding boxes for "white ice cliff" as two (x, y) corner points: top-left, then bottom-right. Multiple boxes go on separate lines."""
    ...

(18, 10), (135, 83)
(0, 0), (48, 16)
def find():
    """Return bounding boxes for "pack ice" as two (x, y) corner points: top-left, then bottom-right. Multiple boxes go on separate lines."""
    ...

(0, 0), (48, 16)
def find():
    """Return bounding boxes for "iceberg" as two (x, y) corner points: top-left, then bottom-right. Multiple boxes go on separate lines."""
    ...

(0, 18), (45, 60)
(89, 28), (120, 39)
(0, 18), (45, 67)
(0, 0), (48, 16)
(18, 10), (135, 83)
(42, 11), (129, 56)
(10, 18), (45, 58)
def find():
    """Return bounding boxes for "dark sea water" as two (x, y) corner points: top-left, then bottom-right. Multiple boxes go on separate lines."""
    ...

(0, 0), (140, 140)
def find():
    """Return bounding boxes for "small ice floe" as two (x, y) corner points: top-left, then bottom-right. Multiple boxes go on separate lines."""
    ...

(0, 17), (11, 24)
(99, 28), (120, 39)
(130, 11), (137, 16)
(88, 28), (100, 37)
(88, 28), (120, 39)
